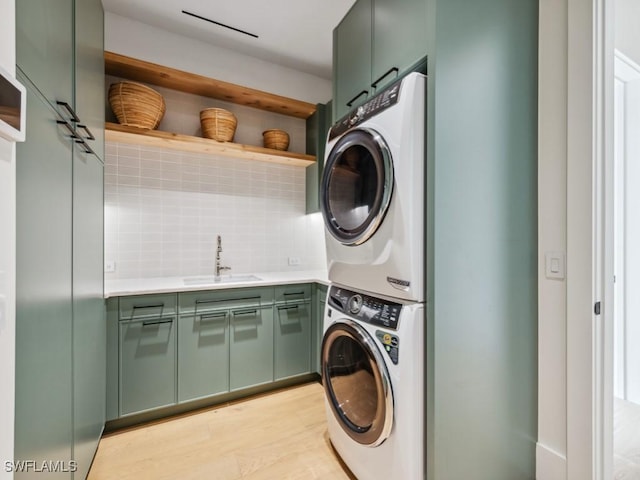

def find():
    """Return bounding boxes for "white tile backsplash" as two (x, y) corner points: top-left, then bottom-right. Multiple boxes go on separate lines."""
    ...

(105, 142), (327, 280)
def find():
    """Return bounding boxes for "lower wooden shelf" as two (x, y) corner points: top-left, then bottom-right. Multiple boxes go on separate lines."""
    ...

(105, 122), (316, 167)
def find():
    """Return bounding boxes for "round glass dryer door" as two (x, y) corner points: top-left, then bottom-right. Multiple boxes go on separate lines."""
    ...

(321, 129), (393, 245)
(321, 319), (393, 446)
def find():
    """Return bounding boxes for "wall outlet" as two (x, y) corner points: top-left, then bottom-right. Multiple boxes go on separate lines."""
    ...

(288, 257), (301, 266)
(105, 260), (116, 273)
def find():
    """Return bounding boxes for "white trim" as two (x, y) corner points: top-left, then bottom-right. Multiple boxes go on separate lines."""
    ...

(536, 443), (568, 480)
(615, 51), (640, 81)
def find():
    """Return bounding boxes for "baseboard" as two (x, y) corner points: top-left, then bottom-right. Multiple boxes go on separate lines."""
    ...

(536, 443), (567, 480)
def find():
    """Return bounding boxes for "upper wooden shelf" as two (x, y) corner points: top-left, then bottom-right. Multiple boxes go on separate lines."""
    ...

(105, 123), (316, 167)
(104, 51), (316, 119)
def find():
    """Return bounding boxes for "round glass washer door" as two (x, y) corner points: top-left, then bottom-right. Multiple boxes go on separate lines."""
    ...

(321, 128), (393, 246)
(321, 319), (393, 446)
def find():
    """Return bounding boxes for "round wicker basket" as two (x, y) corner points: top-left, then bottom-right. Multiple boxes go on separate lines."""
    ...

(262, 129), (290, 151)
(200, 108), (237, 142)
(108, 81), (166, 129)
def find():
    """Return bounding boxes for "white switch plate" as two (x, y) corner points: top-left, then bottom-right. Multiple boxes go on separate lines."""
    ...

(545, 251), (565, 279)
(288, 257), (300, 266)
(105, 260), (116, 273)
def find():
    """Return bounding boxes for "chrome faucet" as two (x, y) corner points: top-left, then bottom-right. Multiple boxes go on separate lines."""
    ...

(215, 235), (231, 277)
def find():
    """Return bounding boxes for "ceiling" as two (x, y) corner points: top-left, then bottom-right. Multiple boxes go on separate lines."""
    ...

(101, 0), (356, 79)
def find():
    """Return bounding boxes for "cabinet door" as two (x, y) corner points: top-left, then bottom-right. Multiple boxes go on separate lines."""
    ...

(274, 302), (311, 380)
(16, 0), (73, 106)
(313, 285), (329, 374)
(15, 79), (74, 479)
(72, 150), (105, 480)
(119, 318), (177, 415)
(333, 0), (372, 121)
(178, 311), (230, 402)
(371, 0), (428, 92)
(74, 0), (105, 160)
(230, 306), (274, 390)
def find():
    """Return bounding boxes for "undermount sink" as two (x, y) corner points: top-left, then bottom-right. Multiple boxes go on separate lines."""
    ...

(183, 274), (262, 285)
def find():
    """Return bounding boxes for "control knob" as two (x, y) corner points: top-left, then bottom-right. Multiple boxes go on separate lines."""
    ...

(348, 106), (365, 126)
(348, 294), (363, 314)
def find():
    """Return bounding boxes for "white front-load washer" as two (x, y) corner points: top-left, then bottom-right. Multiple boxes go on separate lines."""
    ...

(321, 284), (424, 480)
(320, 72), (426, 302)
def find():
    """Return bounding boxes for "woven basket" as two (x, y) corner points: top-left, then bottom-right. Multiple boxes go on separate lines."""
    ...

(108, 81), (166, 129)
(263, 129), (290, 151)
(200, 108), (237, 142)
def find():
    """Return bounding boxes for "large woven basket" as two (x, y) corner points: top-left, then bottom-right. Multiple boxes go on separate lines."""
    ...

(108, 81), (166, 129)
(200, 108), (237, 142)
(263, 129), (290, 151)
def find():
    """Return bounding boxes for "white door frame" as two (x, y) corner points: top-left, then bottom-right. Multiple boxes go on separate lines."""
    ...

(565, 0), (613, 478)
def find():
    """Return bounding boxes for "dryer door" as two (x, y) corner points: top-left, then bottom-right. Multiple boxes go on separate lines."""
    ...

(321, 319), (393, 446)
(321, 128), (393, 246)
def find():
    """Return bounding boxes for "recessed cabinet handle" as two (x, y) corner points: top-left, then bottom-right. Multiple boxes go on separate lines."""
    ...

(346, 90), (368, 107)
(141, 317), (174, 326)
(277, 305), (299, 311)
(76, 139), (96, 156)
(371, 67), (399, 89)
(76, 124), (95, 141)
(56, 101), (81, 123)
(232, 309), (258, 317)
(199, 312), (228, 322)
(283, 292), (304, 297)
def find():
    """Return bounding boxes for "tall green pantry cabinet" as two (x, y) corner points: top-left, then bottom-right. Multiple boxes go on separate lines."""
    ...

(15, 1), (105, 479)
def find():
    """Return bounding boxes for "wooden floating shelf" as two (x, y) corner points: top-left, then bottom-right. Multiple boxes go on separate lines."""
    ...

(105, 123), (316, 167)
(104, 51), (316, 120)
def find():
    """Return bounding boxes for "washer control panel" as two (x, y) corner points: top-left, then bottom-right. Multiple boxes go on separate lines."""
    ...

(327, 285), (402, 330)
(328, 78), (402, 141)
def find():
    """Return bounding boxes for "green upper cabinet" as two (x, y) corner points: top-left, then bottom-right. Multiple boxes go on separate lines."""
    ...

(16, 0), (73, 106)
(75, 0), (105, 160)
(372, 0), (428, 92)
(333, 0), (372, 121)
(333, 0), (428, 121)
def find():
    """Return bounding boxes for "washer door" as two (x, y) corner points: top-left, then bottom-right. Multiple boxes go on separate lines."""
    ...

(321, 128), (393, 246)
(321, 319), (393, 446)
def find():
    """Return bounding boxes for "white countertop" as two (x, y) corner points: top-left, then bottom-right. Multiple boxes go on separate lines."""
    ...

(104, 270), (330, 298)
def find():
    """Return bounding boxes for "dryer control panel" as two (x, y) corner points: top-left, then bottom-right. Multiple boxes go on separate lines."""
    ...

(328, 78), (402, 141)
(327, 285), (402, 330)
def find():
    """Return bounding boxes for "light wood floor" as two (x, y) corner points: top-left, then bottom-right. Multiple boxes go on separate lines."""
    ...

(615, 397), (640, 479)
(88, 382), (356, 480)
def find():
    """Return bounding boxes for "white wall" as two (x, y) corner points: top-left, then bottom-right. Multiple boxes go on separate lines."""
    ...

(616, 0), (640, 66)
(104, 12), (332, 105)
(0, 1), (16, 478)
(537, 0), (569, 478)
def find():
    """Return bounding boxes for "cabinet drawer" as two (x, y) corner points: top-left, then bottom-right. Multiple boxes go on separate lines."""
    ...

(119, 294), (177, 320)
(178, 287), (274, 315)
(274, 284), (312, 304)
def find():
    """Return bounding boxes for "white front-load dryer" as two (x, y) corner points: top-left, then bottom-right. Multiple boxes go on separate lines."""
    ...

(321, 72), (426, 302)
(321, 284), (424, 480)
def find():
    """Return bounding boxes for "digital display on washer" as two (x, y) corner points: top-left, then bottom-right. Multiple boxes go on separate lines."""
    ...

(328, 78), (402, 141)
(327, 285), (402, 330)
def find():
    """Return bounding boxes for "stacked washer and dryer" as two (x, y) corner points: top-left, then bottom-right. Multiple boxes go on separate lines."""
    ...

(319, 72), (427, 480)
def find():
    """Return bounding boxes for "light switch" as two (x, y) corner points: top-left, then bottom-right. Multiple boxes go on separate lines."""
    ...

(545, 251), (565, 280)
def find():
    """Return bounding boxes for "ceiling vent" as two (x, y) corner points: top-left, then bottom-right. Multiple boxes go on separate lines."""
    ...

(181, 10), (259, 39)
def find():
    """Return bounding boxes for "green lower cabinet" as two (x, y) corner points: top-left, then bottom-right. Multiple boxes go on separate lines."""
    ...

(314, 285), (329, 375)
(178, 311), (230, 402)
(274, 302), (311, 380)
(119, 317), (177, 415)
(229, 306), (274, 391)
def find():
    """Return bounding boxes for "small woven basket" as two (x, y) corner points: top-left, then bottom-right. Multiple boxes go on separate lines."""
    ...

(263, 129), (290, 151)
(108, 81), (166, 129)
(200, 108), (237, 142)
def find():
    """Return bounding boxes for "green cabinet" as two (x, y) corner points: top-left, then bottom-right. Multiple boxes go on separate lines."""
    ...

(119, 317), (177, 415)
(333, 0), (372, 121)
(178, 308), (229, 403)
(305, 102), (332, 213)
(230, 305), (274, 390)
(274, 303), (311, 380)
(332, 0), (428, 120)
(312, 284), (328, 375)
(15, 76), (74, 480)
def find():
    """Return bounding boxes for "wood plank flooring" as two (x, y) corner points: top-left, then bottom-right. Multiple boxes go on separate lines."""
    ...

(615, 397), (640, 479)
(88, 382), (356, 480)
